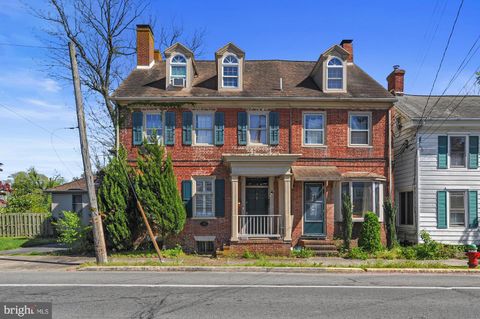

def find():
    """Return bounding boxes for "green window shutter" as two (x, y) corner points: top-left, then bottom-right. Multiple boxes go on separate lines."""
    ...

(437, 190), (447, 229)
(215, 179), (225, 217)
(165, 112), (175, 146)
(469, 136), (479, 169)
(182, 112), (192, 145)
(437, 136), (448, 169)
(269, 111), (280, 145)
(181, 180), (193, 218)
(468, 190), (478, 228)
(132, 111), (143, 146)
(214, 112), (225, 146)
(237, 112), (247, 145)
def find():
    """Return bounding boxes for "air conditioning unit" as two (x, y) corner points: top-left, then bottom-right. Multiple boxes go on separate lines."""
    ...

(171, 77), (186, 87)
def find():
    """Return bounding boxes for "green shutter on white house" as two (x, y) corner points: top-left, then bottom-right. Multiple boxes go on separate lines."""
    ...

(181, 180), (192, 218)
(165, 112), (175, 146)
(237, 112), (247, 145)
(215, 179), (225, 217)
(182, 112), (192, 145)
(468, 190), (478, 229)
(269, 112), (279, 145)
(438, 136), (448, 169)
(437, 190), (447, 229)
(132, 111), (143, 146)
(214, 112), (225, 146)
(469, 136), (479, 169)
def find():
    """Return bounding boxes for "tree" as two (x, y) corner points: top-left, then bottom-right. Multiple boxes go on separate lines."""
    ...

(384, 197), (397, 249)
(135, 140), (186, 247)
(342, 194), (353, 250)
(97, 147), (132, 251)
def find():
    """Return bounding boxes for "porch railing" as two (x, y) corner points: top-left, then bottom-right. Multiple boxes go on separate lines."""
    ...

(238, 215), (281, 237)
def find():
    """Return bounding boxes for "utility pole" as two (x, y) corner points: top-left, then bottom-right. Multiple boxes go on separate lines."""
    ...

(68, 41), (108, 264)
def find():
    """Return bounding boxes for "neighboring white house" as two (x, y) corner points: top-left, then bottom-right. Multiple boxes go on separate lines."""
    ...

(394, 94), (480, 244)
(45, 178), (91, 225)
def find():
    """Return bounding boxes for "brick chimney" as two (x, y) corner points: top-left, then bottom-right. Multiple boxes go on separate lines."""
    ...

(340, 39), (353, 62)
(154, 49), (162, 62)
(387, 65), (406, 96)
(136, 24), (155, 68)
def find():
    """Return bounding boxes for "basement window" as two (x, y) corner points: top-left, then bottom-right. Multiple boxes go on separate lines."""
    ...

(196, 241), (215, 254)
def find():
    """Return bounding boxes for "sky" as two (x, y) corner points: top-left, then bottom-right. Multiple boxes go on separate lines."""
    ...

(0, 0), (479, 182)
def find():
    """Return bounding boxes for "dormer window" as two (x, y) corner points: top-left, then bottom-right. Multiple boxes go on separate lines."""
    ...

(222, 55), (239, 88)
(327, 57), (344, 90)
(171, 54), (187, 87)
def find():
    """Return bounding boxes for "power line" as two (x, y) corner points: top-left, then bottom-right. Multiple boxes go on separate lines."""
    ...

(0, 42), (65, 50)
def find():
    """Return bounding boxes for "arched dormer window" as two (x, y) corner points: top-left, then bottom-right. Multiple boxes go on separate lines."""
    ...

(170, 54), (187, 87)
(327, 57), (344, 90)
(222, 55), (239, 88)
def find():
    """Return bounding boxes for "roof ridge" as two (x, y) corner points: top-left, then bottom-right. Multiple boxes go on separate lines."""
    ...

(194, 59), (317, 63)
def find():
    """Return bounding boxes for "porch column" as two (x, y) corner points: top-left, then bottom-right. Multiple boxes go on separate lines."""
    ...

(230, 175), (239, 242)
(281, 173), (292, 241)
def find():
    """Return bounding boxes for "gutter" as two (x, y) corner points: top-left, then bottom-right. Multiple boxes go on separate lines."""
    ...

(110, 96), (398, 103)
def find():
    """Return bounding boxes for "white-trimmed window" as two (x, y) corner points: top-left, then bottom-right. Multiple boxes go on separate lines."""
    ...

(342, 181), (383, 219)
(194, 178), (215, 217)
(449, 136), (466, 168)
(222, 55), (239, 88)
(349, 113), (371, 146)
(303, 113), (325, 145)
(194, 112), (214, 145)
(327, 57), (344, 90)
(170, 54), (187, 87)
(449, 191), (466, 227)
(248, 112), (268, 145)
(145, 113), (163, 143)
(72, 194), (83, 214)
(399, 191), (414, 226)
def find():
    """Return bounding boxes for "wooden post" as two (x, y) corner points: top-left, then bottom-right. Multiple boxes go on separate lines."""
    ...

(68, 41), (108, 264)
(136, 200), (164, 262)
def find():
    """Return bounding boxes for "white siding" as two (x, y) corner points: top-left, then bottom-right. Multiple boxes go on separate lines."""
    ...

(417, 128), (480, 244)
(51, 192), (91, 225)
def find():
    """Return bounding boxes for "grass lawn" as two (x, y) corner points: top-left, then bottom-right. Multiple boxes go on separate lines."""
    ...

(0, 237), (56, 251)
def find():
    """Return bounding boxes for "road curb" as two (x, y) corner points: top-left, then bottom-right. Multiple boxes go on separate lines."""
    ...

(78, 265), (364, 273)
(364, 268), (480, 274)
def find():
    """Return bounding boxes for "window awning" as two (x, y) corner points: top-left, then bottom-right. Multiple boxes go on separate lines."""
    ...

(292, 166), (342, 181)
(341, 171), (386, 181)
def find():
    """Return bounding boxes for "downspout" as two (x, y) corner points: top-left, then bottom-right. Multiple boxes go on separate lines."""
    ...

(388, 108), (393, 198)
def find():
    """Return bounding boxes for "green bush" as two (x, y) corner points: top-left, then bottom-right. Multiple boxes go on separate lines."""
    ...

(346, 247), (369, 260)
(401, 246), (417, 260)
(358, 212), (383, 253)
(342, 194), (353, 250)
(162, 244), (184, 258)
(53, 211), (92, 253)
(241, 250), (266, 259)
(291, 247), (315, 258)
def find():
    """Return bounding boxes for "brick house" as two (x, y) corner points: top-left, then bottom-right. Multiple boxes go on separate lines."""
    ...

(111, 25), (396, 255)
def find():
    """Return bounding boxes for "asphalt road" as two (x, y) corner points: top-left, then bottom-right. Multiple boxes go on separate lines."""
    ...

(0, 271), (480, 319)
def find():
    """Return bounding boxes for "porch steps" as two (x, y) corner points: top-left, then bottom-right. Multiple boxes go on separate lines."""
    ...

(299, 239), (339, 257)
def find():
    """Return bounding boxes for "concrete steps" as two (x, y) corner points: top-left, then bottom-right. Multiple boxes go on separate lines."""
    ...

(299, 238), (339, 257)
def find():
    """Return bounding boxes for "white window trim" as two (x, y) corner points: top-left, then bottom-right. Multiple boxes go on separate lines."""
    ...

(323, 56), (347, 93)
(447, 135), (468, 169)
(170, 53), (187, 86)
(192, 176), (216, 219)
(342, 180), (383, 222)
(397, 190), (414, 227)
(192, 111), (215, 146)
(348, 112), (372, 147)
(222, 54), (239, 88)
(302, 111), (327, 147)
(143, 111), (164, 144)
(247, 111), (269, 146)
(447, 190), (468, 228)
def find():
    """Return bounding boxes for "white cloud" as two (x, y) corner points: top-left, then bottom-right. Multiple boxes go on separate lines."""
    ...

(40, 78), (62, 93)
(0, 71), (62, 94)
(20, 98), (66, 110)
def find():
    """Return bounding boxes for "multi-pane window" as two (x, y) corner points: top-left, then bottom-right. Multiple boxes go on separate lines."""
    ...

(249, 113), (267, 144)
(170, 54), (187, 86)
(72, 194), (83, 214)
(194, 178), (214, 217)
(450, 136), (466, 168)
(145, 113), (162, 143)
(349, 114), (370, 145)
(399, 191), (414, 225)
(196, 241), (215, 254)
(194, 113), (214, 145)
(327, 57), (344, 90)
(449, 191), (466, 227)
(304, 113), (324, 145)
(222, 55), (239, 88)
(342, 181), (382, 218)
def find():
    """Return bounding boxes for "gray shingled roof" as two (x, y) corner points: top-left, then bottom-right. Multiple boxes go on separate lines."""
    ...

(395, 95), (480, 119)
(112, 60), (392, 99)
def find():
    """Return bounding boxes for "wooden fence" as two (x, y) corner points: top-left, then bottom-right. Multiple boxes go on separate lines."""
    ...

(0, 213), (54, 237)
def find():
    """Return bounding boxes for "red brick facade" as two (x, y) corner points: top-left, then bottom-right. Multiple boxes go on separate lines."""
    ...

(119, 105), (391, 253)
